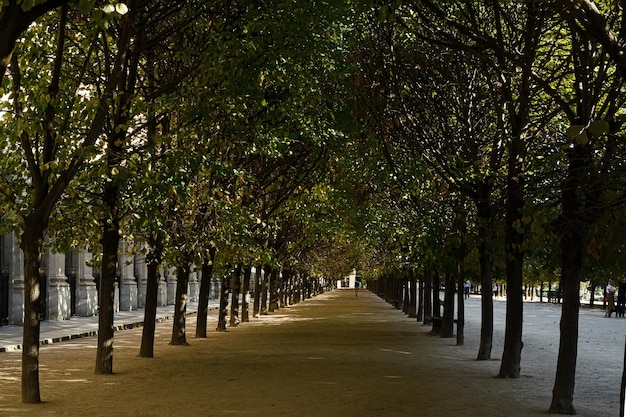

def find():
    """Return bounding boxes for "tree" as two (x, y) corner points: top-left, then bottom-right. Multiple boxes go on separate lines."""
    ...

(0, 3), (133, 401)
(538, 15), (626, 414)
(0, 0), (71, 83)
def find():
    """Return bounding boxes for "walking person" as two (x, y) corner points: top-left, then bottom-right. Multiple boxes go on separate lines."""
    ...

(605, 279), (616, 318)
(464, 279), (471, 299)
(493, 282), (498, 298)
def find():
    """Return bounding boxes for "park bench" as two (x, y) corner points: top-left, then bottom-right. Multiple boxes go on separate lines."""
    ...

(547, 290), (562, 304)
(425, 316), (442, 333)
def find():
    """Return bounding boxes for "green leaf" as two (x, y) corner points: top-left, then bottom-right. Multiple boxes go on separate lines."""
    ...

(78, 0), (93, 14)
(588, 120), (609, 137)
(574, 131), (589, 145)
(565, 125), (585, 139)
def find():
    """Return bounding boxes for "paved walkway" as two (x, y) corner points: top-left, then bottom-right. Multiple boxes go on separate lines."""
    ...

(0, 301), (206, 352)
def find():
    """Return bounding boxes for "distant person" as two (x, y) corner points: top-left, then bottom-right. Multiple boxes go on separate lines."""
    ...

(617, 283), (626, 318)
(464, 279), (471, 299)
(355, 281), (359, 297)
(493, 283), (498, 298)
(605, 279), (616, 318)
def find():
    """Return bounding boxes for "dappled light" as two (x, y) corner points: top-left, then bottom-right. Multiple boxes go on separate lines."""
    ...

(0, 289), (620, 416)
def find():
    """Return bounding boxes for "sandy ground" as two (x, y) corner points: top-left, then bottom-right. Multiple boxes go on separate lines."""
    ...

(0, 289), (621, 417)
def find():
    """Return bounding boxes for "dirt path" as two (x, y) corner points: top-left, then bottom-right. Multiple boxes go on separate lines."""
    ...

(0, 290), (617, 416)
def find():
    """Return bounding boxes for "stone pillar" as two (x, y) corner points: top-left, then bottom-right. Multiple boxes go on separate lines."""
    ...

(113, 280), (119, 313)
(7, 234), (24, 325)
(188, 265), (199, 302)
(157, 265), (167, 307)
(135, 251), (148, 308)
(46, 248), (71, 321)
(76, 250), (98, 317)
(210, 276), (219, 300)
(118, 242), (137, 311)
(166, 266), (177, 305)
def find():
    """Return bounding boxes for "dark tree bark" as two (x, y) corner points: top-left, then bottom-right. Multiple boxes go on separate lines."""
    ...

(269, 268), (279, 312)
(423, 269), (432, 322)
(498, 135), (526, 378)
(20, 224), (45, 403)
(417, 272), (424, 322)
(457, 256), (465, 346)
(0, 0), (70, 83)
(241, 265), (252, 323)
(402, 276), (410, 314)
(432, 272), (441, 318)
(549, 227), (583, 414)
(170, 264), (190, 345)
(196, 248), (216, 338)
(549, 144), (594, 414)
(455, 201), (467, 346)
(407, 271), (416, 318)
(253, 266), (262, 318)
(95, 215), (119, 373)
(261, 267), (269, 315)
(95, 14), (138, 368)
(139, 233), (164, 358)
(475, 195), (494, 361)
(229, 265), (242, 327)
(216, 272), (230, 331)
(441, 272), (455, 338)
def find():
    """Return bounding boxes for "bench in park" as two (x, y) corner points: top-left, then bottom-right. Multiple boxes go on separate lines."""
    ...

(425, 316), (442, 333)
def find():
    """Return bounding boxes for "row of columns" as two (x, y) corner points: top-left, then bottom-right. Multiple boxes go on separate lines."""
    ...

(2, 235), (211, 325)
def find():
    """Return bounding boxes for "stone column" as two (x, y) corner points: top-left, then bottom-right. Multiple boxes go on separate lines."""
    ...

(118, 242), (137, 311)
(166, 266), (177, 305)
(76, 250), (98, 317)
(135, 251), (148, 308)
(7, 234), (24, 325)
(157, 265), (167, 306)
(46, 248), (71, 321)
(188, 265), (199, 302)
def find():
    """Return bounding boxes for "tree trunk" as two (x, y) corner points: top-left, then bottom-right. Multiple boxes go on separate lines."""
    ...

(269, 268), (278, 312)
(139, 234), (164, 357)
(417, 273), (424, 322)
(20, 224), (44, 403)
(549, 228), (583, 414)
(455, 199), (467, 346)
(475, 195), (494, 361)
(408, 269), (417, 318)
(261, 267), (269, 315)
(457, 255), (465, 346)
(499, 134), (526, 378)
(432, 272), (441, 318)
(95, 216), (119, 374)
(229, 265), (241, 327)
(241, 265), (252, 323)
(196, 248), (216, 338)
(424, 270), (432, 322)
(549, 145), (591, 414)
(170, 264), (190, 345)
(441, 272), (455, 338)
(402, 276), (410, 314)
(253, 266), (262, 317)
(216, 273), (229, 331)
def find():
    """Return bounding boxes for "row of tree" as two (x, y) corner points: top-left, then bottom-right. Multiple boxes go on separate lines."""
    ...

(2, 1), (626, 415)
(0, 0), (363, 405)
(346, 2), (626, 414)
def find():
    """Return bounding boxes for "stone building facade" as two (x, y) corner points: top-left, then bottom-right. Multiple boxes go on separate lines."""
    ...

(0, 234), (214, 326)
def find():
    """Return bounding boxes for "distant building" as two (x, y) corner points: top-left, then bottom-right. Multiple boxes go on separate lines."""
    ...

(337, 269), (362, 289)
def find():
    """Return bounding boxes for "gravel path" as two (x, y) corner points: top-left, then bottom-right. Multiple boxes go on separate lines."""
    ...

(0, 289), (620, 416)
